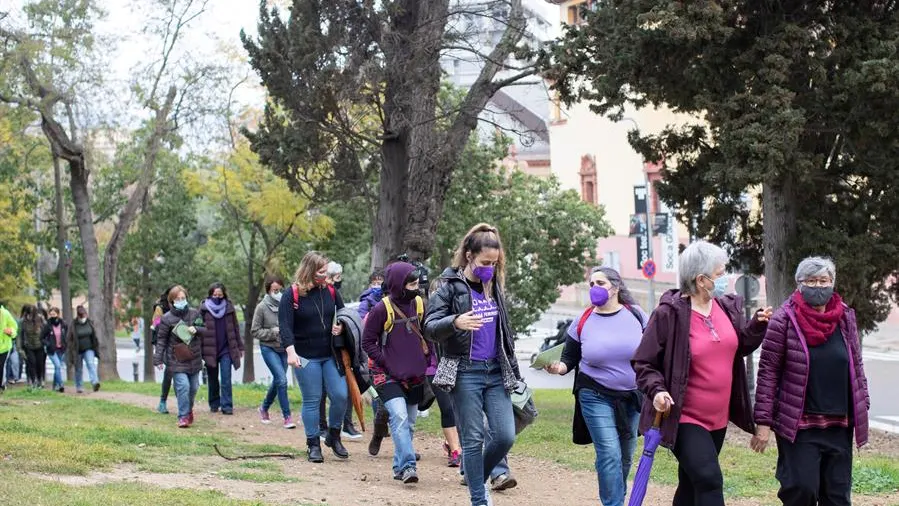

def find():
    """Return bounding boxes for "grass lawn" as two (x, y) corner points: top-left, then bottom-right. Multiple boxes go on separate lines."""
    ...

(0, 386), (298, 505)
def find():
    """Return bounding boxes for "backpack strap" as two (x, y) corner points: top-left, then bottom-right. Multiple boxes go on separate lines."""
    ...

(415, 295), (424, 322)
(381, 296), (425, 349)
(576, 307), (593, 339)
(292, 284), (336, 310)
(623, 304), (646, 330)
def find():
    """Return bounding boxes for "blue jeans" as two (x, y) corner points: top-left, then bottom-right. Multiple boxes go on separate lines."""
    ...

(6, 346), (20, 382)
(296, 357), (348, 438)
(384, 397), (418, 474)
(578, 388), (640, 506)
(48, 351), (65, 389)
(208, 355), (234, 411)
(261, 346), (290, 418)
(451, 360), (516, 506)
(173, 372), (200, 418)
(75, 349), (99, 390)
(459, 415), (510, 480)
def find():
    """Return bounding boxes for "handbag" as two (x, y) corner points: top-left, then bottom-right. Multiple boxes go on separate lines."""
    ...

(172, 342), (195, 362)
(511, 380), (538, 435)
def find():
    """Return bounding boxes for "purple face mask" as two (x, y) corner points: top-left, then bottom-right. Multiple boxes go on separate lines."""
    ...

(472, 265), (495, 284)
(590, 285), (610, 307)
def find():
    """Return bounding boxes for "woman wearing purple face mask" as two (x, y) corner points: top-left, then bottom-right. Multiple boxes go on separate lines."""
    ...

(545, 267), (648, 506)
(424, 223), (521, 506)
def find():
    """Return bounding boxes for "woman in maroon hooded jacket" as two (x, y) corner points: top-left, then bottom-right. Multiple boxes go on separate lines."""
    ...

(632, 241), (772, 506)
(751, 256), (869, 506)
(362, 261), (434, 485)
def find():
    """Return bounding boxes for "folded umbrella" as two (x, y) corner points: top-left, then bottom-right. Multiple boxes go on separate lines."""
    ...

(340, 348), (365, 432)
(627, 411), (665, 506)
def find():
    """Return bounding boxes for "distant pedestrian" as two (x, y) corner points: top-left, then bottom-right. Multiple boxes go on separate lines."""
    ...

(152, 286), (176, 414)
(253, 276), (296, 429)
(424, 223), (522, 506)
(752, 257), (870, 506)
(67, 305), (100, 393)
(0, 301), (18, 393)
(280, 251), (349, 463)
(6, 308), (22, 385)
(19, 304), (46, 389)
(131, 316), (144, 353)
(632, 241), (772, 506)
(357, 269), (384, 320)
(199, 282), (243, 415)
(41, 306), (68, 392)
(546, 267), (647, 506)
(153, 285), (203, 428)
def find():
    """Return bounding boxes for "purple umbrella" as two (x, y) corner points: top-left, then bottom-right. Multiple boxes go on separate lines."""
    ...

(627, 411), (665, 506)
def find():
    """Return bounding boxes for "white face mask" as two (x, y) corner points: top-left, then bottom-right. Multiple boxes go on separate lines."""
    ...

(271, 292), (283, 302)
(78, 317), (87, 324)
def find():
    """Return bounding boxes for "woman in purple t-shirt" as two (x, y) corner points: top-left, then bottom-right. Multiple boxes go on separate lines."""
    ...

(546, 267), (647, 506)
(424, 223), (521, 506)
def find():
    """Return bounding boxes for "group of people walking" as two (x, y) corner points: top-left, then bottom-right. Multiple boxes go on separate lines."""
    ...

(543, 242), (869, 506)
(0, 302), (101, 393)
(5, 218), (865, 506)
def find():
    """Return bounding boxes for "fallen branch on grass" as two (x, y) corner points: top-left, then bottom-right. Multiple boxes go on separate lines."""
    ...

(213, 444), (296, 461)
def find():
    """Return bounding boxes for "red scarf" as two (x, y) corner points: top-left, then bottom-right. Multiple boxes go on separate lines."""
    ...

(790, 290), (845, 347)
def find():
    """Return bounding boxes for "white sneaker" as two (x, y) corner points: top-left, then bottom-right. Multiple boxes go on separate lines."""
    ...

(417, 409), (430, 418)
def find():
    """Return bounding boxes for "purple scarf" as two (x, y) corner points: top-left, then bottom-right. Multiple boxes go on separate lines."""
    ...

(204, 297), (228, 319)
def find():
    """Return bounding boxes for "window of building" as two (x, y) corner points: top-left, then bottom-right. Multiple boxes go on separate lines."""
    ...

(579, 154), (597, 204)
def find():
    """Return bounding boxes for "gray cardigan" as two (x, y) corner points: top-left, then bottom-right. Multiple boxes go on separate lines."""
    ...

(251, 296), (282, 352)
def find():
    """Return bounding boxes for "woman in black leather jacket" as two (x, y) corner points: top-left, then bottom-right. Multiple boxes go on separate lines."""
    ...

(424, 223), (520, 506)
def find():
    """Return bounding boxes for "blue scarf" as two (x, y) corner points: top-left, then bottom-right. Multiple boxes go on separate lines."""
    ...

(204, 297), (228, 319)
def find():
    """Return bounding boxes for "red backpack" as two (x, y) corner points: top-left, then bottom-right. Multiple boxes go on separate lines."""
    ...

(575, 304), (646, 338)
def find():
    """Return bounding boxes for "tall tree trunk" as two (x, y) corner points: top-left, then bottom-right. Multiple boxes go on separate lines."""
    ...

(54, 155), (75, 381)
(142, 258), (155, 382)
(243, 284), (261, 384)
(372, 138), (410, 268)
(68, 156), (115, 378)
(762, 177), (799, 309)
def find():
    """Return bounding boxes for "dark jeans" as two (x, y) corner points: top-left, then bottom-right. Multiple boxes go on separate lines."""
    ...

(672, 423), (727, 506)
(0, 351), (7, 390)
(160, 365), (173, 401)
(207, 355), (234, 412)
(451, 359), (516, 506)
(776, 427), (853, 506)
(24, 348), (46, 385)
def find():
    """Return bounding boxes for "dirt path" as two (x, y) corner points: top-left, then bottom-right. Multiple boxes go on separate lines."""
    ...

(45, 391), (898, 506)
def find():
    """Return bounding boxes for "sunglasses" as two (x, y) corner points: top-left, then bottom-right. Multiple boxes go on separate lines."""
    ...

(702, 316), (721, 342)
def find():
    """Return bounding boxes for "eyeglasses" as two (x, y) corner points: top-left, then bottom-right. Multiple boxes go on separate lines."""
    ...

(801, 279), (833, 288)
(703, 316), (720, 342)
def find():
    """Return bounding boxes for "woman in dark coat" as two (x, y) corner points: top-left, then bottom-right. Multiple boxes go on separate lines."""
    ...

(153, 285), (204, 428)
(632, 241), (771, 506)
(199, 282), (243, 415)
(751, 256), (869, 506)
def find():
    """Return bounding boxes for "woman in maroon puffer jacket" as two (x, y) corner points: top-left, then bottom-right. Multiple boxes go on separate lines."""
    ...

(751, 256), (870, 506)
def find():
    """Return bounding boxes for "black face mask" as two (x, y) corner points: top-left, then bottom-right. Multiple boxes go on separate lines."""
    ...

(398, 288), (418, 302)
(801, 285), (834, 307)
(49, 317), (60, 325)
(333, 281), (343, 291)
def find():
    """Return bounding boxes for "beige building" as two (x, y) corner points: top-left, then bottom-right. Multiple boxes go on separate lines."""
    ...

(545, 0), (698, 308)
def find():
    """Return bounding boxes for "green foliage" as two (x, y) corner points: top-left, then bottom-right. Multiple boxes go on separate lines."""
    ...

(544, 2), (899, 331)
(434, 136), (612, 333)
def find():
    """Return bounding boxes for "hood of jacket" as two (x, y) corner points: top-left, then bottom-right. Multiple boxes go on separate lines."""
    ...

(385, 262), (417, 300)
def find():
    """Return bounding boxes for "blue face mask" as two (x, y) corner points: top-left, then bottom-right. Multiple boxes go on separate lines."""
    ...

(173, 300), (188, 310)
(704, 275), (729, 298)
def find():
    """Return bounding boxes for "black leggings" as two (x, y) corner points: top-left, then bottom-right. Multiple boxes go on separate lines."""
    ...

(427, 375), (456, 428)
(672, 423), (727, 506)
(25, 348), (46, 385)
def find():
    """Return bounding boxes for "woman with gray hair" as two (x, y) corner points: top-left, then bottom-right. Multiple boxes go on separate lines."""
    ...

(751, 257), (869, 506)
(632, 241), (772, 506)
(545, 266), (648, 506)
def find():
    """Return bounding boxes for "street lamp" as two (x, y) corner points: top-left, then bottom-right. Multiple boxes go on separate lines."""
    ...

(621, 117), (656, 309)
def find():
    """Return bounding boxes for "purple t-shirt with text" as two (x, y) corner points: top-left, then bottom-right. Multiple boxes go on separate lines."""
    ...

(469, 288), (498, 361)
(566, 307), (647, 391)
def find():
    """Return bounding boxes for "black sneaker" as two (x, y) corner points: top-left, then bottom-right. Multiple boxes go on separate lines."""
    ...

(222, 409), (234, 415)
(93, 383), (100, 392)
(401, 467), (419, 484)
(341, 423), (363, 440)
